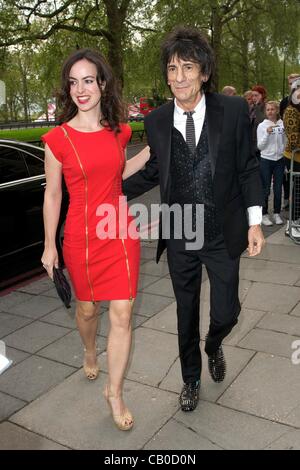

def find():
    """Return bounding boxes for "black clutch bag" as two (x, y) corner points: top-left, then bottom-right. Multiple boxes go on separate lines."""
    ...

(53, 267), (71, 308)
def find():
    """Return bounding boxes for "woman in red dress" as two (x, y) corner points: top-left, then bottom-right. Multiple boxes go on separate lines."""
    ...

(41, 49), (149, 431)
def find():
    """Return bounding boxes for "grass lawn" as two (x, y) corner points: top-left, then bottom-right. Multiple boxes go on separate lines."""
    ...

(0, 121), (145, 143)
(0, 127), (50, 142)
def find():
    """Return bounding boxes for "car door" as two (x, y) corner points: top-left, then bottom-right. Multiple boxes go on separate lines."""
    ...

(20, 148), (46, 251)
(0, 144), (31, 259)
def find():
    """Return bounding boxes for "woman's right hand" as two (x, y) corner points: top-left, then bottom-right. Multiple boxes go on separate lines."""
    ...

(41, 246), (59, 280)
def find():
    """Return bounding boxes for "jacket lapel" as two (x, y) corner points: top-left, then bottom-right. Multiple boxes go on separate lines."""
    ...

(155, 101), (174, 195)
(205, 93), (224, 178)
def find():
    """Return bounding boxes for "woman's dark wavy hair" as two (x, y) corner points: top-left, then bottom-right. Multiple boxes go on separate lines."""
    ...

(161, 26), (215, 93)
(58, 48), (126, 132)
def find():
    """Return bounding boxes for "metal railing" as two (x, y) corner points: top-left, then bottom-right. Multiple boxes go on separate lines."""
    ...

(288, 147), (300, 244)
(0, 120), (58, 130)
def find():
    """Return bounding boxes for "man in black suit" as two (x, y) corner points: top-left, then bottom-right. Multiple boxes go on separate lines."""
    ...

(123, 27), (265, 412)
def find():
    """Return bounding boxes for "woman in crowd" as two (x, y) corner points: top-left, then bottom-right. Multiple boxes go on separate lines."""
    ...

(251, 84), (267, 160)
(257, 101), (285, 226)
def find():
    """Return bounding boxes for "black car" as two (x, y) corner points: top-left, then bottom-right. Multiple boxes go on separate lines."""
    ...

(0, 139), (69, 290)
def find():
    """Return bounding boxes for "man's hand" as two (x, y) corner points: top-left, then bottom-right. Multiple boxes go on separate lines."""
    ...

(247, 224), (265, 257)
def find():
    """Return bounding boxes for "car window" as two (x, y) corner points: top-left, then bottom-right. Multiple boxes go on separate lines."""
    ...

(0, 146), (29, 184)
(21, 151), (45, 176)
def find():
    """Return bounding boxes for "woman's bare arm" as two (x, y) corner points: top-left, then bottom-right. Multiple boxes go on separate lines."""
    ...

(41, 144), (63, 277)
(122, 145), (150, 180)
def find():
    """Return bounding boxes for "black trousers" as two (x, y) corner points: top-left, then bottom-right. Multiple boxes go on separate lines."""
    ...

(166, 234), (241, 384)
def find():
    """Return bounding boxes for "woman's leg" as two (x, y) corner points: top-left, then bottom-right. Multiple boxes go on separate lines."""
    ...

(260, 158), (272, 215)
(76, 300), (100, 371)
(273, 158), (285, 214)
(106, 299), (134, 418)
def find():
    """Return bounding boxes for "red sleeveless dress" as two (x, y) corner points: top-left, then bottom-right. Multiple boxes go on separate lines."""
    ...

(42, 123), (140, 302)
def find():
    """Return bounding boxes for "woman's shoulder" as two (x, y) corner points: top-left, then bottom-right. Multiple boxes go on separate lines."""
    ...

(120, 122), (132, 134)
(42, 125), (65, 142)
(118, 122), (132, 146)
(258, 119), (268, 129)
(41, 125), (67, 163)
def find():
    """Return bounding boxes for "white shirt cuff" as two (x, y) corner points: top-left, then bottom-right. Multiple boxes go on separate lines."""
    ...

(247, 206), (262, 226)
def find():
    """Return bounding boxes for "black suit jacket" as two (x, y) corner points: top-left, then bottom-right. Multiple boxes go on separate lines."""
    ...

(123, 92), (264, 261)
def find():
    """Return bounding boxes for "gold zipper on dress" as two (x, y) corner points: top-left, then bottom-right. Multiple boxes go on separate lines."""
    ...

(116, 135), (133, 304)
(121, 238), (133, 304)
(61, 126), (95, 303)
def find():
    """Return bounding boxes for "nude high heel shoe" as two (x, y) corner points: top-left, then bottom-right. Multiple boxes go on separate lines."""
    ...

(103, 384), (134, 431)
(83, 345), (100, 380)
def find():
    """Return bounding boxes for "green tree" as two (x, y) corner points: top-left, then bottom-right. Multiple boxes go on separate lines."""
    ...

(0, 0), (156, 87)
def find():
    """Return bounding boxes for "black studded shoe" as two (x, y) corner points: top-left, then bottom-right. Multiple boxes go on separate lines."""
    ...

(208, 346), (226, 383)
(179, 381), (200, 412)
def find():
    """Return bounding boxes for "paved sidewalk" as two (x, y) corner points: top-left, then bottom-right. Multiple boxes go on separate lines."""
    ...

(1, 223), (300, 450)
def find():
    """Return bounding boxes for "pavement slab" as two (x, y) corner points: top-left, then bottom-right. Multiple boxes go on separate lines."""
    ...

(17, 277), (55, 295)
(141, 277), (175, 298)
(10, 372), (178, 450)
(223, 309), (266, 346)
(174, 400), (290, 450)
(5, 295), (63, 319)
(0, 392), (26, 421)
(0, 312), (33, 338)
(137, 273), (161, 291)
(5, 347), (30, 366)
(2, 321), (71, 354)
(132, 292), (174, 318)
(0, 292), (34, 312)
(254, 243), (300, 265)
(265, 429), (300, 450)
(219, 353), (300, 427)
(238, 328), (298, 358)
(140, 246), (157, 260)
(144, 417), (222, 450)
(256, 312), (300, 336)
(290, 302), (300, 317)
(37, 329), (105, 368)
(242, 282), (300, 314)
(264, 226), (296, 247)
(239, 258), (300, 285)
(140, 260), (170, 277)
(0, 422), (68, 450)
(0, 355), (75, 402)
(142, 302), (178, 335)
(40, 308), (77, 329)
